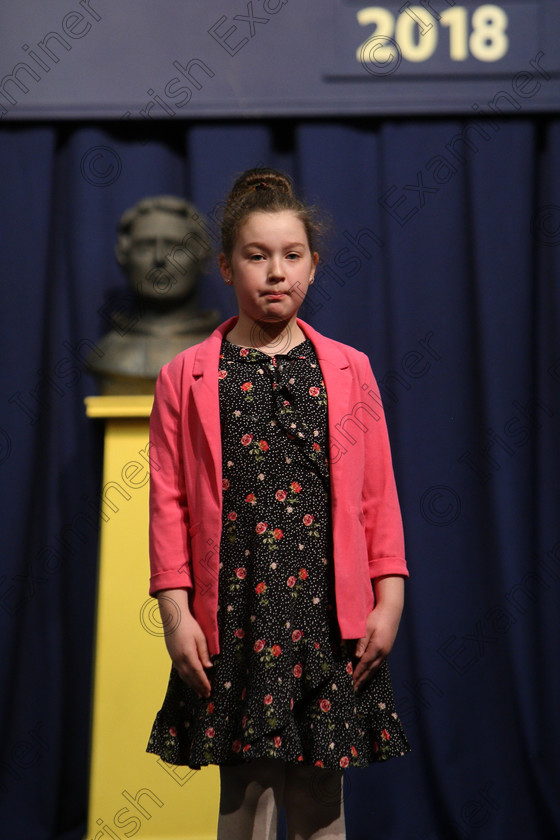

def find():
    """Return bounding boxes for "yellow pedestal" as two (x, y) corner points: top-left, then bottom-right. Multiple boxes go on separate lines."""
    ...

(84, 396), (219, 840)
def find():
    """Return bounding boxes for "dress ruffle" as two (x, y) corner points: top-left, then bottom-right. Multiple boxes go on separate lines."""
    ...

(147, 649), (410, 770)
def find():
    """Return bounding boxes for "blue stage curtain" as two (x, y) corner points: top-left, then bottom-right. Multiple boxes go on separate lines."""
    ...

(0, 116), (559, 840)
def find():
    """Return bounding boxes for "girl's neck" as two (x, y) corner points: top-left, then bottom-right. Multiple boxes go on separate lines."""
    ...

(226, 315), (305, 355)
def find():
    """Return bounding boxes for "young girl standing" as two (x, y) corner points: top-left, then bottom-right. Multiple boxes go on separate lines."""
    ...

(146, 168), (410, 839)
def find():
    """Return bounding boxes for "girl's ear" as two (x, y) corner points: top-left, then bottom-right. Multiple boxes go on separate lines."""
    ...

(310, 251), (319, 282)
(219, 252), (233, 284)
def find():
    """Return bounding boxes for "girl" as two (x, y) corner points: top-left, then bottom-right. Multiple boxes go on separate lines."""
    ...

(146, 168), (410, 839)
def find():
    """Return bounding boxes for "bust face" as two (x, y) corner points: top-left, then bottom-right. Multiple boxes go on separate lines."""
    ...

(124, 208), (205, 302)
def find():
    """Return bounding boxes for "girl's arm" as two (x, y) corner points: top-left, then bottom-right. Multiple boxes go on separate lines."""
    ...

(149, 361), (195, 594)
(149, 362), (213, 698)
(358, 354), (407, 581)
(157, 588), (213, 699)
(352, 575), (405, 691)
(353, 352), (408, 690)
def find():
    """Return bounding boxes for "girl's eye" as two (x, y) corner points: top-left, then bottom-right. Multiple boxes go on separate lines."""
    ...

(249, 254), (264, 261)
(286, 253), (300, 260)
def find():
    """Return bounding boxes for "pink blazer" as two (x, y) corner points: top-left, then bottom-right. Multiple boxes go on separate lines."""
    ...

(148, 316), (407, 655)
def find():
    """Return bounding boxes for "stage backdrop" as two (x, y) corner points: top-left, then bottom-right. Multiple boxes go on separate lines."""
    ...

(0, 116), (559, 840)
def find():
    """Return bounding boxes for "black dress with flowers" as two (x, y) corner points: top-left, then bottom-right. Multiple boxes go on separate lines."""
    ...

(146, 338), (410, 770)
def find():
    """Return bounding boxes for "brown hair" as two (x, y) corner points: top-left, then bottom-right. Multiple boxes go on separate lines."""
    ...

(220, 167), (321, 258)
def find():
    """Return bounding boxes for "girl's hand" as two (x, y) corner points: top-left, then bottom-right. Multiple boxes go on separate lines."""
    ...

(157, 590), (213, 699)
(352, 605), (401, 690)
(352, 575), (405, 692)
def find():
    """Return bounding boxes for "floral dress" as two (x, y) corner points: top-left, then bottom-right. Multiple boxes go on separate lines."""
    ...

(146, 338), (411, 770)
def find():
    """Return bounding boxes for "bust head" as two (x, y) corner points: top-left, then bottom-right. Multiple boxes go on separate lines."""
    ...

(115, 195), (210, 304)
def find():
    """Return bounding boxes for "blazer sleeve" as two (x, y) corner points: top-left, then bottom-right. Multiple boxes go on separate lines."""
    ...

(359, 353), (408, 580)
(148, 360), (192, 595)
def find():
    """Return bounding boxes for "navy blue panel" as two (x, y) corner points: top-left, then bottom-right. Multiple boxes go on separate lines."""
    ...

(0, 1), (559, 118)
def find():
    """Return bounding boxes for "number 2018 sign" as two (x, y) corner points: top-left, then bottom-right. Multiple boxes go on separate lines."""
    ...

(331, 1), (543, 78)
(358, 4), (508, 65)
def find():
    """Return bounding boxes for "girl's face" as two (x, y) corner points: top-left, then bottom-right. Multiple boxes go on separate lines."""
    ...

(219, 211), (318, 325)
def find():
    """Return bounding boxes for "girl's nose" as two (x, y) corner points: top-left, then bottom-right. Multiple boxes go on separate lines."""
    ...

(268, 256), (285, 278)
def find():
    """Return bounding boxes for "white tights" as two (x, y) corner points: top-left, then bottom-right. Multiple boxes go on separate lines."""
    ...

(217, 757), (346, 840)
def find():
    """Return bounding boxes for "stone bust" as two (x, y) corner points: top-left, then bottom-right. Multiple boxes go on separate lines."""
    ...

(88, 195), (220, 395)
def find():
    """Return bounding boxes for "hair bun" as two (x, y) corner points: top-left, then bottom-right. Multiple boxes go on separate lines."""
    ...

(229, 167), (293, 201)
(221, 166), (321, 258)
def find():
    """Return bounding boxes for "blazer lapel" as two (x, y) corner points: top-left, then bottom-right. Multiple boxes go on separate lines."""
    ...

(190, 317), (237, 497)
(297, 318), (352, 445)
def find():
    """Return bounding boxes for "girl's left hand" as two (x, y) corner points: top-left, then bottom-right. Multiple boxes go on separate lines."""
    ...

(352, 604), (402, 691)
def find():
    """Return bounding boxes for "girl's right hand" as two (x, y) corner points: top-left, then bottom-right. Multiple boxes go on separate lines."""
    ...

(157, 590), (213, 699)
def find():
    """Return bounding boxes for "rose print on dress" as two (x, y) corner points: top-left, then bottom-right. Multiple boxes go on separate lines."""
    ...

(302, 512), (320, 539)
(255, 642), (283, 670)
(231, 627), (246, 661)
(286, 567), (309, 598)
(254, 521), (283, 552)
(240, 381), (254, 402)
(228, 565), (247, 594)
(225, 510), (237, 544)
(309, 380), (328, 406)
(245, 437), (269, 462)
(274, 480), (302, 511)
(254, 579), (269, 607)
(262, 694), (279, 728)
